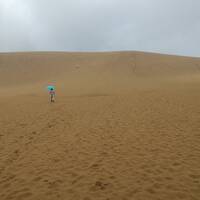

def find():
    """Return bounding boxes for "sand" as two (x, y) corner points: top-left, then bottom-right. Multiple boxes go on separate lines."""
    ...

(0, 51), (200, 200)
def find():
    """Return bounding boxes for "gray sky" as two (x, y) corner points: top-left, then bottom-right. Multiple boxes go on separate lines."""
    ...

(0, 0), (200, 56)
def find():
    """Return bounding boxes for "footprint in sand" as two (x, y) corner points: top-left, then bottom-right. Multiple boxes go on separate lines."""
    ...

(31, 131), (37, 135)
(47, 122), (56, 129)
(146, 187), (157, 194)
(90, 181), (110, 191)
(19, 123), (27, 128)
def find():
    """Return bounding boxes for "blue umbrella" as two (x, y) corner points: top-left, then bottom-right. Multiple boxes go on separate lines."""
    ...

(47, 85), (55, 91)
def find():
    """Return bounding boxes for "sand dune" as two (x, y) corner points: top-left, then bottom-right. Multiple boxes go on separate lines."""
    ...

(1, 51), (200, 93)
(0, 51), (200, 200)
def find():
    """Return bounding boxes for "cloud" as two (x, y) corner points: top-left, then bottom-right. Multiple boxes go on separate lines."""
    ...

(0, 0), (199, 56)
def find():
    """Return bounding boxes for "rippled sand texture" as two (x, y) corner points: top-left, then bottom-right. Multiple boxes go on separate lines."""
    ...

(0, 52), (200, 200)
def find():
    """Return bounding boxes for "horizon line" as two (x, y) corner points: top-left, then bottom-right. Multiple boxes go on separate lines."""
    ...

(0, 50), (199, 59)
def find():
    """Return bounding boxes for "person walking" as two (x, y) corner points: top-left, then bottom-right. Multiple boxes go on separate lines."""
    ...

(49, 88), (55, 102)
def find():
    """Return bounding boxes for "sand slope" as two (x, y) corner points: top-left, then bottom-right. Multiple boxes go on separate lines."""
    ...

(0, 51), (200, 93)
(0, 51), (200, 200)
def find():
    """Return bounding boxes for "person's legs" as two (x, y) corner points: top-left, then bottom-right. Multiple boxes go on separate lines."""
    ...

(51, 94), (55, 102)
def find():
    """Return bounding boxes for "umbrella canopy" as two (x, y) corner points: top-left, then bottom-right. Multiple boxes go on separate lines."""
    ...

(47, 85), (55, 91)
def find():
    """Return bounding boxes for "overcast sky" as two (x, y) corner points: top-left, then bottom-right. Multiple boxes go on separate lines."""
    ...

(0, 0), (199, 56)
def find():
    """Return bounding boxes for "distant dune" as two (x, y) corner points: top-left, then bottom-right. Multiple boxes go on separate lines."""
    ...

(0, 52), (200, 200)
(0, 51), (200, 95)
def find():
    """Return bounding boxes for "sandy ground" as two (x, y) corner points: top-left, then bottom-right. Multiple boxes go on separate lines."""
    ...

(0, 52), (200, 200)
